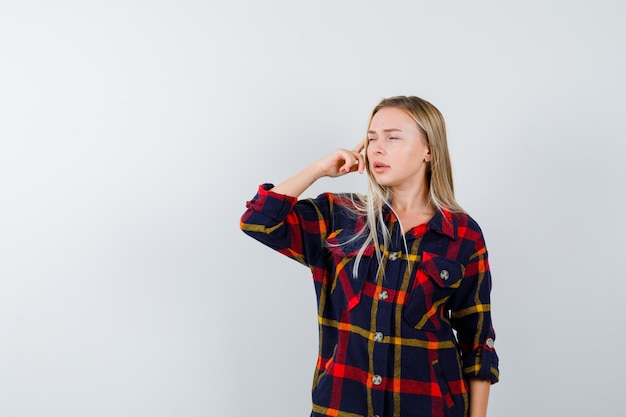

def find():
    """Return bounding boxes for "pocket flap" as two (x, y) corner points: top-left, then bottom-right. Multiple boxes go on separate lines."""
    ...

(420, 252), (464, 288)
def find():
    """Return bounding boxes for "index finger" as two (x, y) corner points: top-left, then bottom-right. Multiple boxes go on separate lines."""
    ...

(352, 139), (366, 153)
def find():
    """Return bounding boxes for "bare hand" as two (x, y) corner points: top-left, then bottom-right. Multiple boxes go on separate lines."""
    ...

(317, 142), (365, 178)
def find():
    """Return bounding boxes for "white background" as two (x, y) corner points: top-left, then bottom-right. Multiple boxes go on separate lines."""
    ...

(1, 1), (625, 416)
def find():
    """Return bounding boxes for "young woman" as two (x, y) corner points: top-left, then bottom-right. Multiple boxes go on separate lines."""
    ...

(240, 96), (499, 417)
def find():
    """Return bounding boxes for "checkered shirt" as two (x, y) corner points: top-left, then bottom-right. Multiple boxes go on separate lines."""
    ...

(240, 184), (499, 417)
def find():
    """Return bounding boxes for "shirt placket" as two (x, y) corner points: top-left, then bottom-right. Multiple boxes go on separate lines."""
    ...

(369, 224), (406, 417)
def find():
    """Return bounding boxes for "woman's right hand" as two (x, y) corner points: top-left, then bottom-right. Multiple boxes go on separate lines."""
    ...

(270, 142), (365, 198)
(317, 142), (365, 178)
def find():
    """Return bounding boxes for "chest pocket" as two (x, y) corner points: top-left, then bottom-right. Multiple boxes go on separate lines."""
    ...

(403, 251), (465, 332)
(324, 230), (376, 311)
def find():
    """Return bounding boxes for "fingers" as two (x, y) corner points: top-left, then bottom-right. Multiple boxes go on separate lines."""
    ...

(336, 141), (365, 175)
(340, 148), (365, 175)
(352, 139), (365, 154)
(320, 146), (366, 178)
(353, 140), (366, 174)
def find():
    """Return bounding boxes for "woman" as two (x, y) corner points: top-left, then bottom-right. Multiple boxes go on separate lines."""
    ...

(240, 96), (499, 417)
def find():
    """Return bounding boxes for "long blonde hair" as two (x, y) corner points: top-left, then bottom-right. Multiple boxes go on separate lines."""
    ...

(350, 96), (464, 276)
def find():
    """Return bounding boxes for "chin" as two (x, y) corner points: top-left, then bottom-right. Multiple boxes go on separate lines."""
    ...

(373, 178), (395, 188)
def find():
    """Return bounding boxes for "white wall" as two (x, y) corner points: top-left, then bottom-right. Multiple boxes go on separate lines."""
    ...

(1, 1), (625, 416)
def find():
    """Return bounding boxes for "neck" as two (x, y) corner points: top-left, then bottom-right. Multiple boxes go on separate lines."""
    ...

(390, 182), (434, 215)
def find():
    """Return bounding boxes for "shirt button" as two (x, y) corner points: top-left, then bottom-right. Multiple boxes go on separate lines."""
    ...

(388, 251), (400, 261)
(378, 290), (389, 301)
(440, 269), (449, 280)
(485, 337), (495, 348)
(373, 332), (384, 342)
(372, 375), (382, 386)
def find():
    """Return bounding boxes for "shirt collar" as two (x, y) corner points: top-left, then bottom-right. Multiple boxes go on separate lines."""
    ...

(383, 205), (457, 240)
(427, 208), (457, 240)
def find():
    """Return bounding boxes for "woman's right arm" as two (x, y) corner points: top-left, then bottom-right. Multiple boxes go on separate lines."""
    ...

(240, 145), (365, 266)
(271, 145), (365, 198)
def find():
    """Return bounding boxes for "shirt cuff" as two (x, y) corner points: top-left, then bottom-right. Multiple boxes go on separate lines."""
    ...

(245, 183), (298, 222)
(462, 339), (500, 384)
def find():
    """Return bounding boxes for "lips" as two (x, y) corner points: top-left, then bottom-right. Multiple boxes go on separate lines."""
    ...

(371, 161), (389, 173)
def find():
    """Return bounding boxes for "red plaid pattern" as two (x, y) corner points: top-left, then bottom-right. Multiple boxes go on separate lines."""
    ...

(241, 184), (499, 417)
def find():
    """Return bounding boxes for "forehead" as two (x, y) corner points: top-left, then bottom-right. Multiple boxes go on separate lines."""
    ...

(368, 107), (418, 132)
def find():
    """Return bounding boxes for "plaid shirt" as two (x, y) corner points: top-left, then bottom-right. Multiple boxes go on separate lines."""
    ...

(240, 184), (499, 417)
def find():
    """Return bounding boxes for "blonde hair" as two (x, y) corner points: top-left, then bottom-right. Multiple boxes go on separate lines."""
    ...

(350, 96), (464, 276)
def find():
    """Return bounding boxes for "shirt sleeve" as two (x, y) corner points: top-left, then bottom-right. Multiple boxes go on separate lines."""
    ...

(239, 183), (333, 268)
(449, 228), (500, 384)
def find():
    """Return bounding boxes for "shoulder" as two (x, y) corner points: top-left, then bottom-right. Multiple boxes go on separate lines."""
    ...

(301, 192), (366, 233)
(449, 211), (488, 253)
(450, 211), (483, 232)
(291, 192), (363, 225)
(302, 192), (364, 211)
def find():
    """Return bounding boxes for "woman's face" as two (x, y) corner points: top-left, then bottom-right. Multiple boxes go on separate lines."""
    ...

(366, 107), (431, 189)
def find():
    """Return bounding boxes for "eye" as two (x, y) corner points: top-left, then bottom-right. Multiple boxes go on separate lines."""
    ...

(368, 137), (377, 142)
(389, 136), (398, 140)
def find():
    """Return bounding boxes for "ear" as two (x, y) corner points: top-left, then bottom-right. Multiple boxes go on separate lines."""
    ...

(424, 150), (431, 163)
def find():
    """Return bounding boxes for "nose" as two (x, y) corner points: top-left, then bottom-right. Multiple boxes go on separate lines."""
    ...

(368, 140), (385, 155)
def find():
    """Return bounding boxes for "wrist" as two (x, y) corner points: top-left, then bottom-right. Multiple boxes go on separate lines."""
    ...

(307, 161), (327, 181)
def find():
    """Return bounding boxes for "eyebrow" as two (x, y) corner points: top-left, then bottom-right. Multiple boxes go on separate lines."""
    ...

(367, 128), (403, 134)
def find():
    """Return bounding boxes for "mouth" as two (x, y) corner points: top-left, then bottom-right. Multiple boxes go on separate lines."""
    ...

(371, 161), (389, 173)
